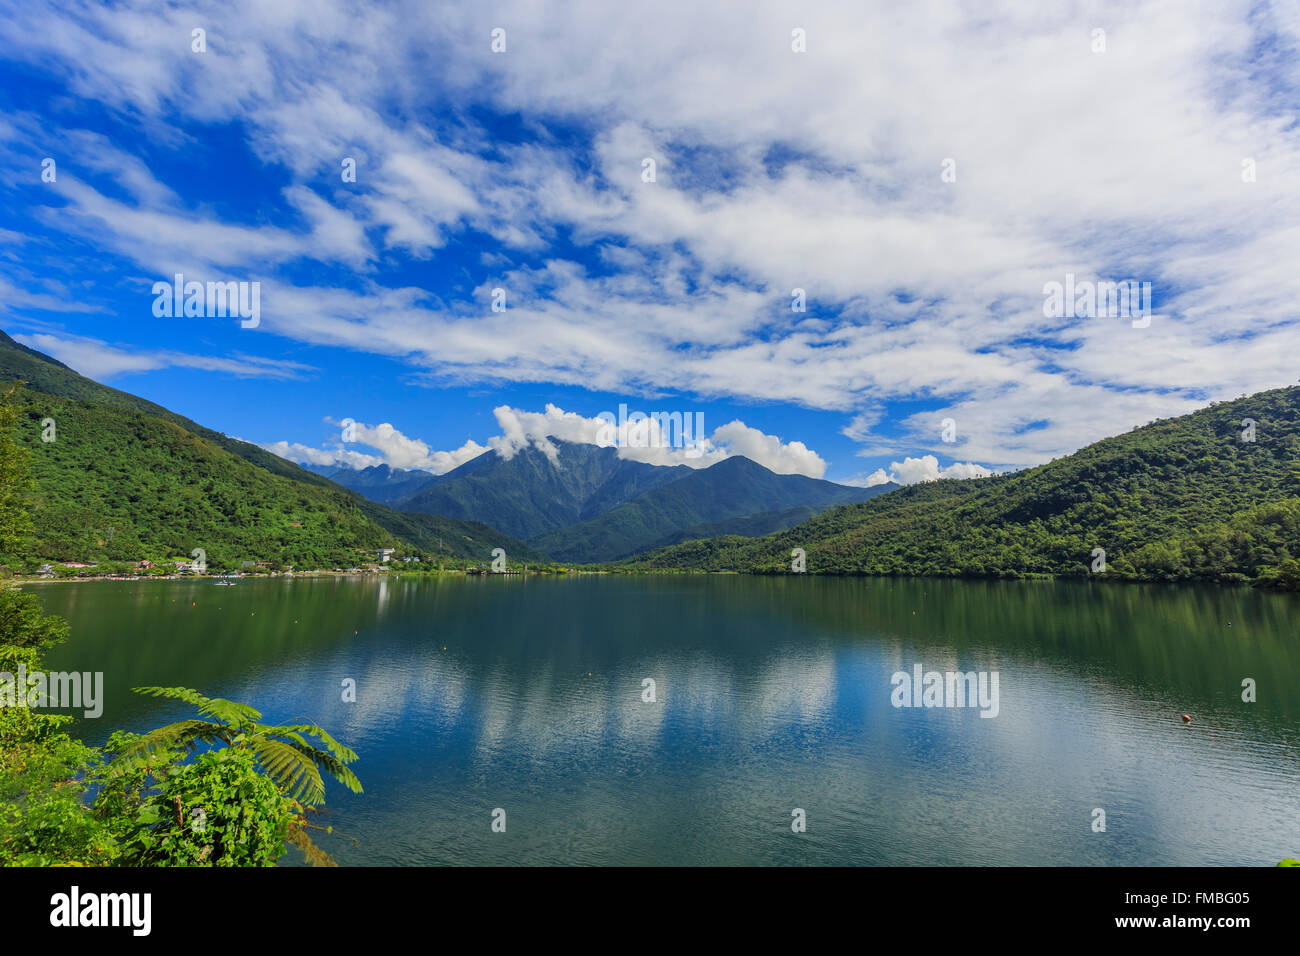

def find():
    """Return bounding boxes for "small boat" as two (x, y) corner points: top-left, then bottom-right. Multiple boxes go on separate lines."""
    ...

(213, 581), (237, 587)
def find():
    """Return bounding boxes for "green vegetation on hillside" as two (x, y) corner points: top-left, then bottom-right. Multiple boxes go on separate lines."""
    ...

(0, 332), (537, 568)
(0, 330), (327, 487)
(0, 390), (359, 866)
(401, 439), (693, 541)
(0, 335), (547, 569)
(531, 456), (891, 563)
(358, 505), (545, 565)
(6, 388), (391, 570)
(630, 387), (1300, 590)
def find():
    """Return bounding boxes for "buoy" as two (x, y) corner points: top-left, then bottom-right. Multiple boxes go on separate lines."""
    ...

(1182, 714), (1192, 723)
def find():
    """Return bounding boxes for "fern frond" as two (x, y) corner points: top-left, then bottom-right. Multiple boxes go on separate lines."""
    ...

(262, 723), (359, 764)
(248, 738), (327, 804)
(272, 735), (363, 796)
(105, 720), (229, 774)
(121, 690), (363, 805)
(132, 686), (262, 725)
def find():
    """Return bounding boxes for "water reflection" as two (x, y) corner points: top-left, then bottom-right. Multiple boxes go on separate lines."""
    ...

(31, 575), (1300, 865)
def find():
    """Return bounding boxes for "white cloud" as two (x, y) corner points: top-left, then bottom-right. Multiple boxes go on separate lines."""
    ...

(708, 420), (826, 477)
(11, 331), (311, 381)
(887, 455), (994, 485)
(854, 469), (894, 488)
(260, 441), (381, 470)
(841, 410), (884, 444)
(266, 404), (829, 478)
(4, 0), (1300, 470)
(327, 419), (489, 473)
(843, 456), (993, 487)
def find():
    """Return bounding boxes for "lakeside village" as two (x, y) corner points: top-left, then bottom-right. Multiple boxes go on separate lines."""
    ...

(1, 548), (556, 583)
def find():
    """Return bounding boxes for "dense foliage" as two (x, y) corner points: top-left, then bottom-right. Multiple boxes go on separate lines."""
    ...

(96, 736), (296, 867)
(7, 389), (393, 570)
(0, 589), (359, 866)
(0, 332), (537, 568)
(0, 386), (360, 866)
(0, 615), (116, 865)
(629, 387), (1300, 590)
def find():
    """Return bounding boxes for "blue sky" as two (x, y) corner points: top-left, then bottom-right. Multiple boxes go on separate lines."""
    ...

(1, 1), (1298, 484)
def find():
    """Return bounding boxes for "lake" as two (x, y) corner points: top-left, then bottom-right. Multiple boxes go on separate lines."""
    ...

(31, 574), (1300, 865)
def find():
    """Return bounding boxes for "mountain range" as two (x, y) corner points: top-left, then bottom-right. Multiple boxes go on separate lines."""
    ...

(376, 440), (892, 561)
(628, 386), (1300, 589)
(3, 328), (1296, 586)
(0, 329), (893, 567)
(307, 463), (439, 506)
(524, 452), (893, 562)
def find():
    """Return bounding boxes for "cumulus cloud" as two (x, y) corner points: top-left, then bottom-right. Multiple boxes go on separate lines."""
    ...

(324, 419), (488, 473)
(5, 0), (1300, 472)
(851, 468), (894, 488)
(260, 441), (381, 470)
(843, 456), (994, 487)
(887, 455), (993, 485)
(709, 420), (826, 477)
(265, 404), (828, 478)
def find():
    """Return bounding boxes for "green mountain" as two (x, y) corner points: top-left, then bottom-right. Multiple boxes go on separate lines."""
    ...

(0, 331), (539, 567)
(0, 330), (332, 487)
(399, 440), (693, 540)
(531, 456), (895, 562)
(629, 386), (1300, 589)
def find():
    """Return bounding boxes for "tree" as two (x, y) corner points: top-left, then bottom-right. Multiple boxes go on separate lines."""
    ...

(106, 686), (362, 805)
(98, 687), (363, 866)
(0, 384), (31, 555)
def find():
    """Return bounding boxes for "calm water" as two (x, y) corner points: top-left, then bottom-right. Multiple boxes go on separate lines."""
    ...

(30, 574), (1300, 866)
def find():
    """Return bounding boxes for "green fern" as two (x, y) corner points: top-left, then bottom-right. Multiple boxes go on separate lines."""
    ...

(108, 687), (362, 805)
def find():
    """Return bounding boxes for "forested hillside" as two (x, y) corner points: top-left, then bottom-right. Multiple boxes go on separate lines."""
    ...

(531, 456), (893, 562)
(2, 388), (535, 568)
(0, 331), (541, 568)
(628, 387), (1300, 589)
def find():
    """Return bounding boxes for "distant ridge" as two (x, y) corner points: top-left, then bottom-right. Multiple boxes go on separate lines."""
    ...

(529, 455), (896, 562)
(398, 440), (693, 540)
(630, 386), (1300, 590)
(391, 436), (895, 562)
